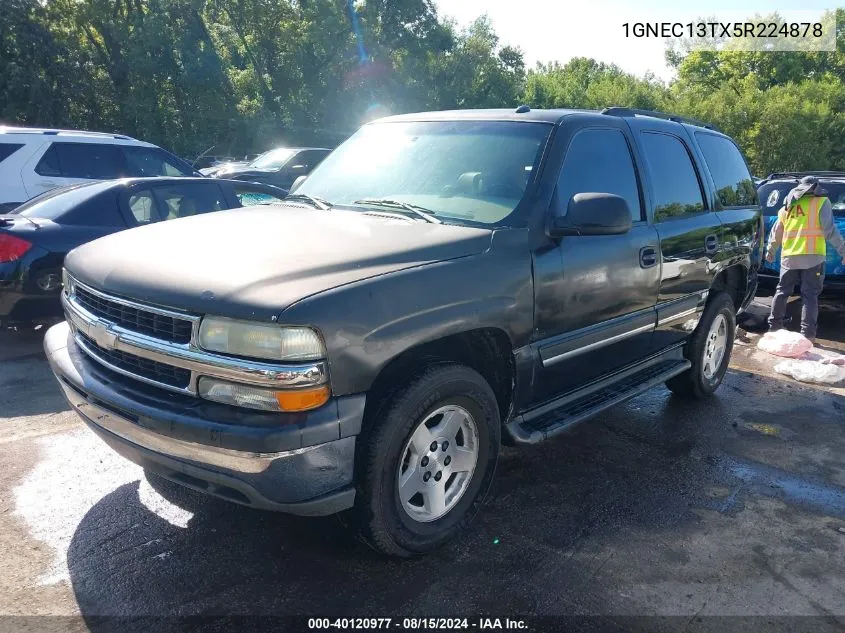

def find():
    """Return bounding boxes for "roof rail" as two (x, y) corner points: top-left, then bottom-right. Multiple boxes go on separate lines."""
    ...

(0, 126), (136, 141)
(765, 171), (845, 180)
(601, 107), (721, 131)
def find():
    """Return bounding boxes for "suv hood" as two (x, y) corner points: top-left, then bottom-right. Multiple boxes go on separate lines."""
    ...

(65, 205), (493, 320)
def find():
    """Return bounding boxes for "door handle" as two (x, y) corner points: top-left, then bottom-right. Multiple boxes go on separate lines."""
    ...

(704, 234), (719, 253)
(640, 246), (658, 268)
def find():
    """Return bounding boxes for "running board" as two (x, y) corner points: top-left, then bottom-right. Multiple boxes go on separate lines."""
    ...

(506, 353), (691, 445)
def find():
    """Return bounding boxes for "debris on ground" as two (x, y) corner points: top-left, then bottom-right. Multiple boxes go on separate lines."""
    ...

(757, 330), (814, 358)
(774, 359), (845, 384)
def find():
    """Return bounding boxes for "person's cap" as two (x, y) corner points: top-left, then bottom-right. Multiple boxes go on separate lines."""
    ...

(784, 175), (828, 209)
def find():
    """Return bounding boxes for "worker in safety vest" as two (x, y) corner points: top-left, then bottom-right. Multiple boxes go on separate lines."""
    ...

(766, 175), (845, 341)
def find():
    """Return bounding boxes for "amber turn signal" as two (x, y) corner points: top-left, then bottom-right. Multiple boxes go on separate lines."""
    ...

(274, 385), (330, 412)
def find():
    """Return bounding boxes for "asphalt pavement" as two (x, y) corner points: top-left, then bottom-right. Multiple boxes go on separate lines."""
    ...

(1, 303), (845, 632)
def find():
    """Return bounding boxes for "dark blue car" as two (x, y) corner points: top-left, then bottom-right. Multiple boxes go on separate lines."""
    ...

(756, 172), (845, 295)
(0, 177), (288, 325)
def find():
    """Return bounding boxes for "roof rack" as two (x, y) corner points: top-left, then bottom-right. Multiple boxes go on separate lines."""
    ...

(0, 126), (135, 141)
(601, 107), (721, 131)
(765, 171), (845, 180)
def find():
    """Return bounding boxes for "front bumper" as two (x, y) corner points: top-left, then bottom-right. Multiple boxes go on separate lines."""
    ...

(45, 321), (364, 515)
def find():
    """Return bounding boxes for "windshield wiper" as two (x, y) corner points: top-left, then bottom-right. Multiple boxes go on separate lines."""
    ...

(284, 193), (332, 210)
(353, 198), (441, 224)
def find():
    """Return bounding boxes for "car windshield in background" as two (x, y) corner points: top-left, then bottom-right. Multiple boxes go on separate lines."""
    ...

(759, 181), (845, 217)
(296, 120), (552, 226)
(250, 148), (296, 170)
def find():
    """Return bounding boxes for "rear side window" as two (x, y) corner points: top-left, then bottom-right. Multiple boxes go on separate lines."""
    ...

(695, 133), (757, 207)
(44, 142), (125, 179)
(557, 128), (643, 220)
(152, 183), (227, 220)
(128, 190), (159, 224)
(35, 145), (62, 176)
(122, 146), (193, 177)
(0, 143), (24, 164)
(640, 132), (706, 222)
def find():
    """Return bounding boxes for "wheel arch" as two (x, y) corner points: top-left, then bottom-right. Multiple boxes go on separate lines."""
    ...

(709, 264), (748, 312)
(363, 327), (516, 429)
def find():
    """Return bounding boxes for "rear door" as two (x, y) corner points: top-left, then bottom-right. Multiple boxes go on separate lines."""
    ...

(632, 127), (722, 348)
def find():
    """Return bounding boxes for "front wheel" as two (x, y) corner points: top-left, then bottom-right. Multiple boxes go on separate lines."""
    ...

(353, 364), (501, 557)
(666, 291), (736, 399)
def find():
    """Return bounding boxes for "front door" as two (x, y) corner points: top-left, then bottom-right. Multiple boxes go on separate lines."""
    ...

(531, 124), (660, 405)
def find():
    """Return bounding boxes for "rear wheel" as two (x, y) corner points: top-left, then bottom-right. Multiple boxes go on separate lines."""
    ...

(353, 364), (500, 557)
(666, 291), (735, 399)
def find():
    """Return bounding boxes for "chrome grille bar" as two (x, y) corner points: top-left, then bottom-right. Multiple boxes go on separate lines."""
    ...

(62, 278), (328, 396)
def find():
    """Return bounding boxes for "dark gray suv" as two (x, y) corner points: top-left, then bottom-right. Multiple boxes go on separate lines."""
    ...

(45, 107), (762, 556)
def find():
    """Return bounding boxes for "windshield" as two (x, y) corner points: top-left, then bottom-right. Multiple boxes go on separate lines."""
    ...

(249, 148), (296, 170)
(759, 181), (845, 217)
(296, 120), (552, 226)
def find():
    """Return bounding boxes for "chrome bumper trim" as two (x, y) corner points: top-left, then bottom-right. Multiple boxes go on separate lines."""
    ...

(58, 380), (315, 473)
(62, 291), (328, 396)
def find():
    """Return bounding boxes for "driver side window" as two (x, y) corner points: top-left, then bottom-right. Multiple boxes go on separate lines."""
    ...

(557, 128), (643, 220)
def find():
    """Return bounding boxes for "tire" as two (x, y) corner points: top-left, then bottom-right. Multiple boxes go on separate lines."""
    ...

(666, 291), (736, 399)
(353, 363), (501, 557)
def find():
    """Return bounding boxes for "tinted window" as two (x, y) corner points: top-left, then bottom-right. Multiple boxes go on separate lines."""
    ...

(292, 150), (329, 171)
(128, 190), (159, 224)
(640, 133), (706, 221)
(696, 133), (756, 207)
(53, 142), (125, 179)
(152, 183), (227, 220)
(34, 145), (61, 176)
(0, 143), (24, 164)
(122, 146), (193, 177)
(232, 185), (284, 206)
(557, 128), (642, 220)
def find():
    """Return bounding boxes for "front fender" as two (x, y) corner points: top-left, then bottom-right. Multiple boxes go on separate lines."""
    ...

(279, 231), (534, 396)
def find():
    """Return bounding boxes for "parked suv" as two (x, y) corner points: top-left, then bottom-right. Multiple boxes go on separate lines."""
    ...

(0, 126), (199, 211)
(45, 107), (761, 556)
(757, 172), (845, 295)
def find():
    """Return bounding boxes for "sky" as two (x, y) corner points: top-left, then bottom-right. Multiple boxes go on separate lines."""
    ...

(433, 0), (835, 81)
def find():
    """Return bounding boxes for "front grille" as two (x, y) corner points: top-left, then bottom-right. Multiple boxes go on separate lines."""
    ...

(77, 331), (191, 390)
(74, 286), (193, 344)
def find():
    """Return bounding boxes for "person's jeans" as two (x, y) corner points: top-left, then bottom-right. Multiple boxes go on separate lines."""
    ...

(768, 263), (826, 339)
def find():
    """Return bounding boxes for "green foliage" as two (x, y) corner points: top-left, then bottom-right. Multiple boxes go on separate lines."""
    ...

(3, 1), (845, 176)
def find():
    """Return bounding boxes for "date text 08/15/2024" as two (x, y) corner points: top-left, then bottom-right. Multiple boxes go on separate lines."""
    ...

(307, 618), (528, 630)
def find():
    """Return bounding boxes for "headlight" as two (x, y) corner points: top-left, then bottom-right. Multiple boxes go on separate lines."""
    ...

(62, 269), (75, 297)
(197, 316), (324, 361)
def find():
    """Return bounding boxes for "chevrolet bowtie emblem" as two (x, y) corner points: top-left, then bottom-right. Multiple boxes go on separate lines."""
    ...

(90, 322), (119, 350)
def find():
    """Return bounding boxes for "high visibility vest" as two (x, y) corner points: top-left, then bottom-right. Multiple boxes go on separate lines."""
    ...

(778, 194), (828, 257)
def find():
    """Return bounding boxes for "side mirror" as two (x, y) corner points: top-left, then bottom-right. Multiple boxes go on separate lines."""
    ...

(549, 192), (633, 237)
(290, 175), (308, 192)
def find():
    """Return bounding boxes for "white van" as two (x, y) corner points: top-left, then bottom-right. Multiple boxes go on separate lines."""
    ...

(0, 127), (200, 212)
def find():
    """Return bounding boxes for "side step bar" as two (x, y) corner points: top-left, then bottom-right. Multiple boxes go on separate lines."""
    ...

(506, 351), (691, 445)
